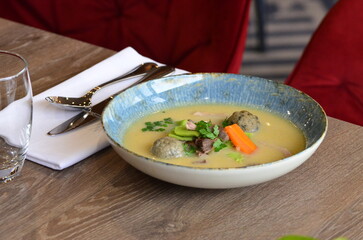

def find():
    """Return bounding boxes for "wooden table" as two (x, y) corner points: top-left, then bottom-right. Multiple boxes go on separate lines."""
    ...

(1, 18), (362, 240)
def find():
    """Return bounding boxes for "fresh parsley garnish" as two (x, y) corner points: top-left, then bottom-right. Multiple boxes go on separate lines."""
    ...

(213, 139), (227, 152)
(196, 121), (219, 139)
(183, 143), (197, 156)
(141, 118), (174, 132)
(222, 118), (231, 127)
(163, 117), (174, 124)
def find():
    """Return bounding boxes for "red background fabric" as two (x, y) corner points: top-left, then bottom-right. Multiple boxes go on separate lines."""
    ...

(0, 0), (251, 74)
(286, 0), (363, 126)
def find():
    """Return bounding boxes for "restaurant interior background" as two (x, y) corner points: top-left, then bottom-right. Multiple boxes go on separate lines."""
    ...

(242, 0), (337, 82)
(0, 1), (361, 239)
(0, 0), (337, 83)
(3, 0), (360, 126)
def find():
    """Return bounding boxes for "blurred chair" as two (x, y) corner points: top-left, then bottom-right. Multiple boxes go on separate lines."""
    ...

(0, 0), (251, 73)
(285, 0), (363, 126)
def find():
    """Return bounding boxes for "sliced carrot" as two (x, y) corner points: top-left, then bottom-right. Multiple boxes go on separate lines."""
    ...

(224, 124), (257, 154)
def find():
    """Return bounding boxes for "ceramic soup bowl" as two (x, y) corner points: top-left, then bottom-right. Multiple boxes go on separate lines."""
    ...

(102, 73), (327, 189)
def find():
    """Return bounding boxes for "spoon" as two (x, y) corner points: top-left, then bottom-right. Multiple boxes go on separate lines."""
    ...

(45, 62), (157, 110)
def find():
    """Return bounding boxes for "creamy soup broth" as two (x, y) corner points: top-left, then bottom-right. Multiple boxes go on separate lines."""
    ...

(123, 104), (306, 168)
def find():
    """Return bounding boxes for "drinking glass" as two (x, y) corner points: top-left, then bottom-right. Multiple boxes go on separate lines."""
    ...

(0, 50), (33, 183)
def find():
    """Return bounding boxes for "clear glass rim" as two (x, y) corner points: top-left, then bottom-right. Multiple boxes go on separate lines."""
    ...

(0, 50), (29, 80)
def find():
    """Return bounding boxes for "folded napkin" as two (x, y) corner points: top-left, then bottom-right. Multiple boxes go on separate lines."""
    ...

(28, 47), (187, 170)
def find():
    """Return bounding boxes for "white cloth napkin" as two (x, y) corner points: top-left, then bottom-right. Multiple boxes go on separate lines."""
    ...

(28, 47), (187, 170)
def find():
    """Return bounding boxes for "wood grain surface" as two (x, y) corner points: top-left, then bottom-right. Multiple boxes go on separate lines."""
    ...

(0, 18), (362, 240)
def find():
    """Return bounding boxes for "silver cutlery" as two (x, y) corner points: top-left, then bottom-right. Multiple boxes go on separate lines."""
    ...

(47, 65), (175, 135)
(45, 62), (158, 110)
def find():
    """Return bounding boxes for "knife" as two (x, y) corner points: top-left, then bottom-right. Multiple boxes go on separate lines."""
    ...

(47, 65), (175, 135)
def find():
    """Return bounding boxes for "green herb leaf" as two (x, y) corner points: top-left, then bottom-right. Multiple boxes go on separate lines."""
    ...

(155, 128), (166, 132)
(213, 125), (220, 136)
(196, 121), (218, 139)
(199, 129), (215, 139)
(183, 143), (197, 156)
(222, 118), (231, 127)
(196, 120), (210, 130)
(141, 118), (174, 132)
(227, 152), (244, 163)
(225, 140), (233, 148)
(213, 139), (227, 152)
(164, 117), (173, 124)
